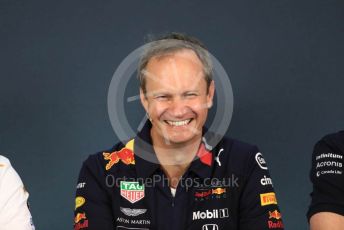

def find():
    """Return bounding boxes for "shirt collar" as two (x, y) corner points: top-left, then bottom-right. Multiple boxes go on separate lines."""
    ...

(134, 121), (214, 180)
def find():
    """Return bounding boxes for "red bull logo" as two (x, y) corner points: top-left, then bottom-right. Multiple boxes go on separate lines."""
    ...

(269, 210), (282, 220)
(268, 220), (284, 229)
(103, 139), (135, 170)
(74, 213), (86, 224)
(74, 220), (88, 230)
(194, 189), (212, 198)
(212, 188), (226, 195)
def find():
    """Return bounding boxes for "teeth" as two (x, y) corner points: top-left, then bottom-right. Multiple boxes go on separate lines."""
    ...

(166, 119), (191, 126)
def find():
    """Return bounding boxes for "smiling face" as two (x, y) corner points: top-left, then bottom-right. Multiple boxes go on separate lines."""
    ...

(140, 49), (215, 146)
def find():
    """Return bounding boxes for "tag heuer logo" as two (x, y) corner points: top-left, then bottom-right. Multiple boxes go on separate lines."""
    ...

(120, 181), (145, 203)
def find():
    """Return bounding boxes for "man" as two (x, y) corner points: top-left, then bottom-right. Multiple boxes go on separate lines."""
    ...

(0, 155), (35, 230)
(74, 33), (284, 230)
(308, 131), (344, 230)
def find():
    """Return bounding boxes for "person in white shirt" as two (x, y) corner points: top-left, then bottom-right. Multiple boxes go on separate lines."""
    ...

(0, 155), (35, 230)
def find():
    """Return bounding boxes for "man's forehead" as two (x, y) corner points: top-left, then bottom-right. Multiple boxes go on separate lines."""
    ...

(144, 75), (207, 96)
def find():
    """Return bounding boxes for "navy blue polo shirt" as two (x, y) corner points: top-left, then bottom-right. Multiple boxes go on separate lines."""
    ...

(74, 122), (284, 230)
(307, 130), (344, 220)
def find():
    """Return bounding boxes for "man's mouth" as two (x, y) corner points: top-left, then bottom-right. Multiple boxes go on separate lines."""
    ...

(164, 119), (193, 127)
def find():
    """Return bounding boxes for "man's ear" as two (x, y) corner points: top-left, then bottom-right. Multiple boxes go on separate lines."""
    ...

(207, 80), (215, 108)
(140, 88), (149, 112)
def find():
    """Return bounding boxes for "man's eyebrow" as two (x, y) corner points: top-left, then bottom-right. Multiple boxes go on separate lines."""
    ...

(150, 91), (172, 96)
(184, 90), (199, 93)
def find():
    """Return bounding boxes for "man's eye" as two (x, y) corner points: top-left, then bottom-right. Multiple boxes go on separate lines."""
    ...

(185, 93), (197, 98)
(156, 95), (168, 100)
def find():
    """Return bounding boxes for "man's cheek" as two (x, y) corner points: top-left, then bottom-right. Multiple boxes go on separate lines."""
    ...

(150, 106), (167, 120)
(190, 104), (207, 113)
(191, 98), (208, 110)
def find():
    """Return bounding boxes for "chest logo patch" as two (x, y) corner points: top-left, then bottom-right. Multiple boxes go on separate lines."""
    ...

(120, 181), (145, 203)
(120, 207), (147, 216)
(103, 139), (135, 170)
(194, 187), (227, 201)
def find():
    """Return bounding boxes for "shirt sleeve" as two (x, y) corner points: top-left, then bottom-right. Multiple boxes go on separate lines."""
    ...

(0, 156), (35, 230)
(74, 154), (115, 230)
(307, 139), (344, 220)
(239, 147), (284, 230)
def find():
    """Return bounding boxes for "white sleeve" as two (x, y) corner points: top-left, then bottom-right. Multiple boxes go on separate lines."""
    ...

(0, 156), (35, 230)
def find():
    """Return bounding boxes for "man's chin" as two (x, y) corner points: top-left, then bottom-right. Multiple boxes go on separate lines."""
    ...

(162, 133), (199, 146)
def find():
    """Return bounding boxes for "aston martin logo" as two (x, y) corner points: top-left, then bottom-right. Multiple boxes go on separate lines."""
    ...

(120, 207), (147, 216)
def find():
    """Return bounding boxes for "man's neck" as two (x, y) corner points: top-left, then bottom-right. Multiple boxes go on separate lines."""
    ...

(150, 129), (202, 188)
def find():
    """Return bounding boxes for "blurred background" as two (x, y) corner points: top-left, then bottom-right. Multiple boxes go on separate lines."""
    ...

(1, 0), (344, 229)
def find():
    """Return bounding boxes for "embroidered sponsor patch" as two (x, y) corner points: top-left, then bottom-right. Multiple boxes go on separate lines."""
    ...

(269, 210), (282, 220)
(260, 192), (277, 206)
(194, 186), (228, 201)
(255, 152), (268, 170)
(74, 220), (88, 230)
(120, 181), (144, 204)
(120, 207), (147, 216)
(75, 196), (85, 210)
(103, 139), (135, 170)
(75, 213), (87, 224)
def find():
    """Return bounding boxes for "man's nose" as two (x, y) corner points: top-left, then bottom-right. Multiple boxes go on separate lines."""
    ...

(168, 97), (189, 117)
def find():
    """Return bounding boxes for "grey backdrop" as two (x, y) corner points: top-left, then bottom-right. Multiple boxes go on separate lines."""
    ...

(1, 0), (344, 229)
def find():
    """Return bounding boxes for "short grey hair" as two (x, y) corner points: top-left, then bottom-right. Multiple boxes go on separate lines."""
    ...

(138, 32), (213, 94)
